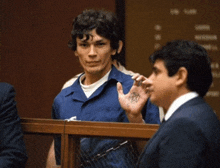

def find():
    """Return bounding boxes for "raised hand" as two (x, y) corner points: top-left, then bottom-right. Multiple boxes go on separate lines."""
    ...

(117, 74), (152, 123)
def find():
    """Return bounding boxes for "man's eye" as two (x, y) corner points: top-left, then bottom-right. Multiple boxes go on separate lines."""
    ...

(80, 43), (88, 47)
(97, 43), (105, 47)
(153, 70), (158, 75)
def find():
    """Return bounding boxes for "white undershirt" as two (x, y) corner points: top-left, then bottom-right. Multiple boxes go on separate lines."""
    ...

(164, 92), (199, 121)
(80, 69), (111, 98)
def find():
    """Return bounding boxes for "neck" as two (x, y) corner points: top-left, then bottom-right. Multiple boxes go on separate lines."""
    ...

(163, 88), (190, 114)
(83, 74), (101, 85)
(84, 69), (111, 85)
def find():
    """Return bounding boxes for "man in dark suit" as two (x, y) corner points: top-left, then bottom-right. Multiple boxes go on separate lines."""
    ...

(0, 82), (28, 167)
(117, 40), (220, 167)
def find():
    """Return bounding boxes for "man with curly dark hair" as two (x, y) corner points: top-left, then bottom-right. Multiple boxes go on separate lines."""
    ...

(46, 9), (160, 168)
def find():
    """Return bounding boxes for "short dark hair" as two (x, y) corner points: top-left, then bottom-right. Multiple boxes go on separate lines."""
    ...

(149, 40), (213, 97)
(68, 9), (122, 61)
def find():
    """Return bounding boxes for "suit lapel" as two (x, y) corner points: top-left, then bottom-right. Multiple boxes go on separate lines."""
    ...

(140, 97), (203, 156)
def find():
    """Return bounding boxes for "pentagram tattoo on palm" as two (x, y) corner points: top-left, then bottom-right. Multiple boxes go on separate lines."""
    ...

(127, 92), (140, 104)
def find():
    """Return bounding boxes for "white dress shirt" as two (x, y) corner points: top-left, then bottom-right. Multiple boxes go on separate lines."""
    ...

(164, 92), (199, 121)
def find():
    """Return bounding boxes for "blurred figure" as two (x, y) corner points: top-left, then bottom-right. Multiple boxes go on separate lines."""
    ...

(0, 82), (28, 168)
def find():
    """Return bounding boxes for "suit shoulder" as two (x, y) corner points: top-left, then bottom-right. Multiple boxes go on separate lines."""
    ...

(0, 82), (13, 89)
(0, 82), (14, 98)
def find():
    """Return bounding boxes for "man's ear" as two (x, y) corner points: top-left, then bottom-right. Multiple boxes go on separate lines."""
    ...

(176, 67), (188, 87)
(117, 40), (123, 54)
(112, 41), (123, 56)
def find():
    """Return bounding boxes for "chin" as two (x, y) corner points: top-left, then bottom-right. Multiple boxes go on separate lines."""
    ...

(87, 67), (101, 74)
(149, 96), (159, 106)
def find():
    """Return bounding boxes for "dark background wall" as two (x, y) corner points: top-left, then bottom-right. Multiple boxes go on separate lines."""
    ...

(1, 1), (116, 167)
(125, 0), (220, 118)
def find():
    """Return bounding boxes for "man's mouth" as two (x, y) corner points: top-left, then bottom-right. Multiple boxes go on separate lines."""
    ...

(87, 61), (100, 66)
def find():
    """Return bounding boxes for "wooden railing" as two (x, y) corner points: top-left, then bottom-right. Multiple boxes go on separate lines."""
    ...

(21, 118), (159, 168)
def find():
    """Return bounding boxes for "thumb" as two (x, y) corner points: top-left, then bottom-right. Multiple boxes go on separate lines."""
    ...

(117, 82), (124, 96)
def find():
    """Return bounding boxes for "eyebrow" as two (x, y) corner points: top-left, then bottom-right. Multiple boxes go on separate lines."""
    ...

(79, 36), (105, 42)
(95, 39), (105, 43)
(152, 66), (161, 73)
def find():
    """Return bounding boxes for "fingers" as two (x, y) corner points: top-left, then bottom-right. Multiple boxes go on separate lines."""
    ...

(132, 75), (145, 86)
(132, 75), (152, 87)
(117, 82), (124, 96)
(131, 74), (142, 81)
(142, 78), (152, 86)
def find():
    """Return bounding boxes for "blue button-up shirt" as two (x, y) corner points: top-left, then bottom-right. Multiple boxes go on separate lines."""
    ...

(52, 66), (160, 167)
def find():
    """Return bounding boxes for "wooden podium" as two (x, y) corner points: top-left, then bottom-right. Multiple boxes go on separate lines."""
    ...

(21, 118), (159, 168)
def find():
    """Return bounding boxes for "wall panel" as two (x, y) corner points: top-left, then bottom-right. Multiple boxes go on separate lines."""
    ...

(0, 1), (115, 167)
(125, 0), (220, 117)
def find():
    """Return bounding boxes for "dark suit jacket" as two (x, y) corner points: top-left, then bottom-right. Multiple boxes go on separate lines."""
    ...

(0, 83), (28, 168)
(137, 97), (220, 168)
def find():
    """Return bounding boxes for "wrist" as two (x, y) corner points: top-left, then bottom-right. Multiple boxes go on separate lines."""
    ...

(127, 113), (144, 123)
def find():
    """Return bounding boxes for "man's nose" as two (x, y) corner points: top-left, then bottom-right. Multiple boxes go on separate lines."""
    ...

(88, 45), (97, 56)
(148, 74), (154, 82)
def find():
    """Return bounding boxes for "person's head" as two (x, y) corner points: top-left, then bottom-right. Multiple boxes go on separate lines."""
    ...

(68, 9), (123, 84)
(68, 9), (123, 62)
(148, 40), (212, 109)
